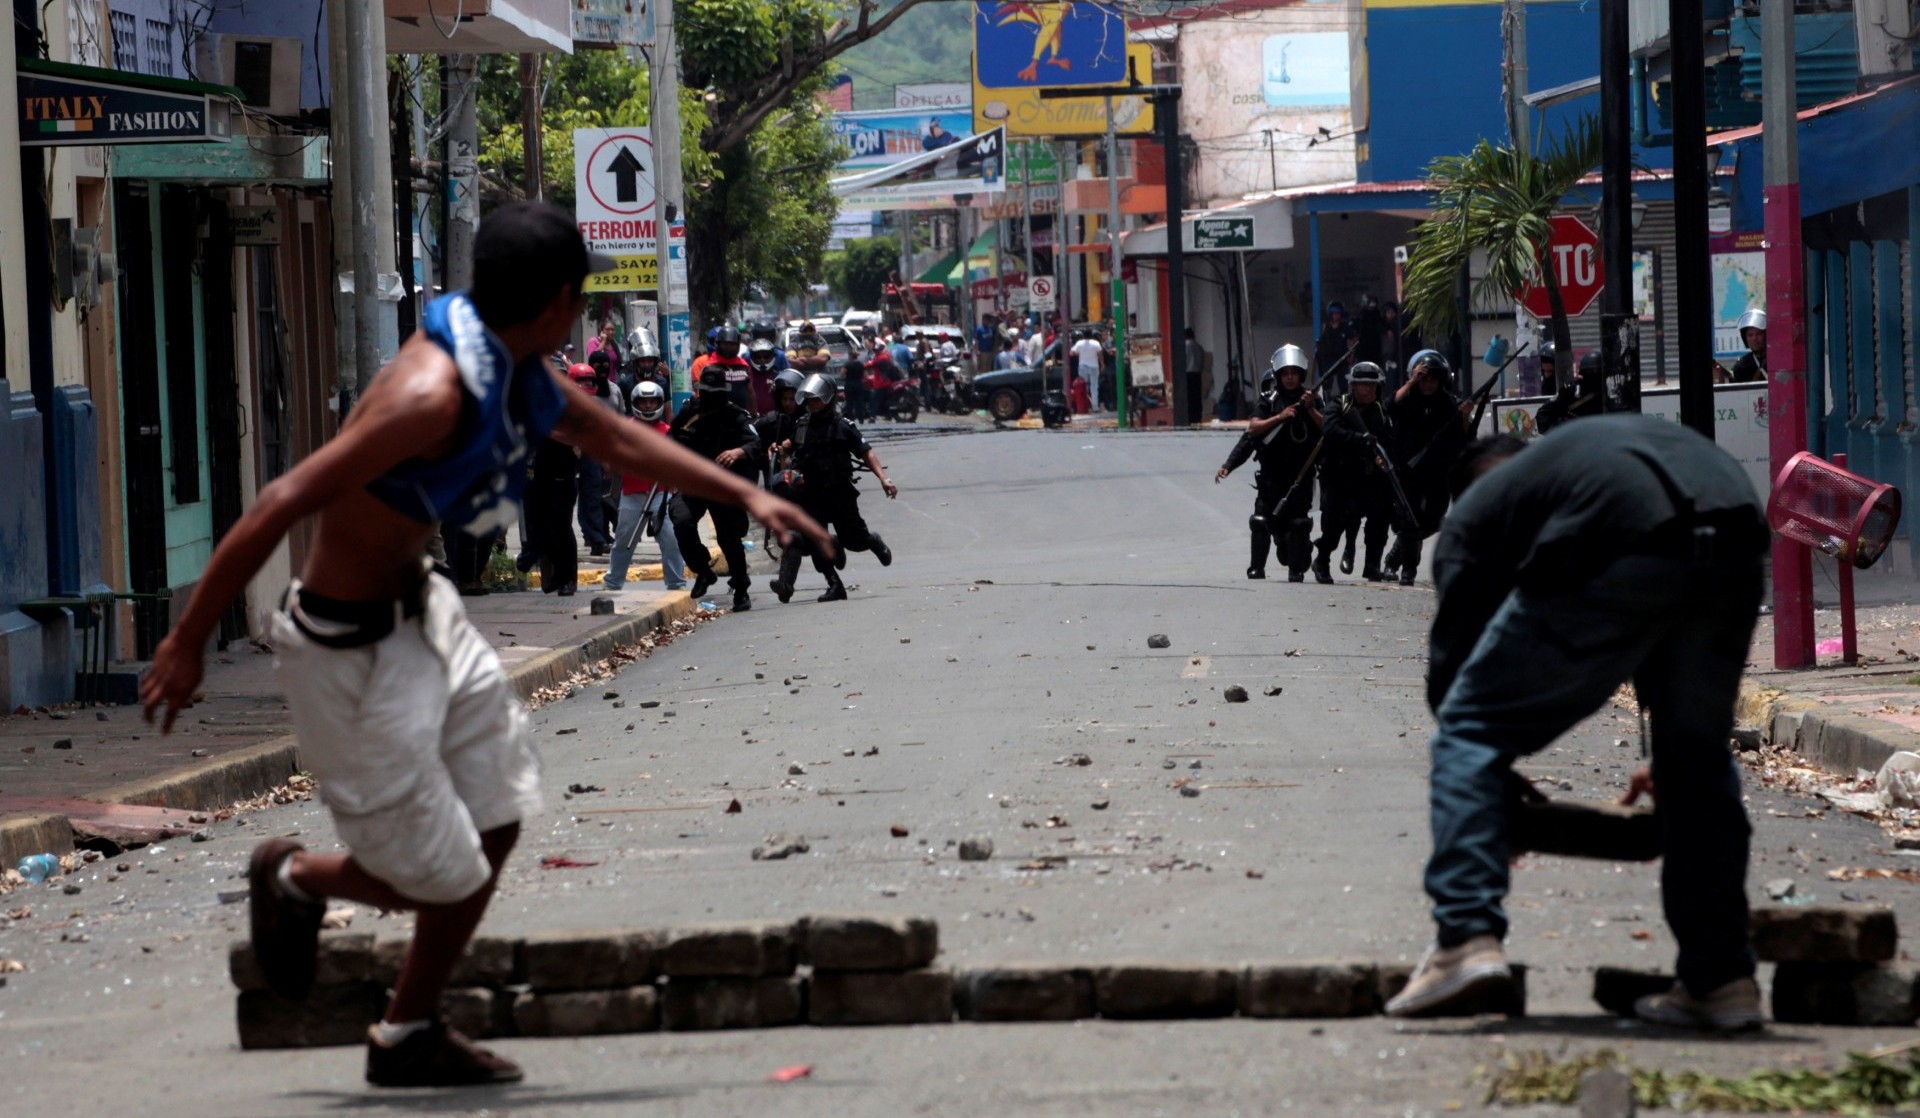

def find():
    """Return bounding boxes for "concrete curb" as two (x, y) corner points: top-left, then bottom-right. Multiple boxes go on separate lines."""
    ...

(1741, 680), (1920, 778)
(0, 593), (702, 869)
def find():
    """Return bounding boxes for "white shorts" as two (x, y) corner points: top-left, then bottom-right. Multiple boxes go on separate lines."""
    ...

(271, 572), (541, 904)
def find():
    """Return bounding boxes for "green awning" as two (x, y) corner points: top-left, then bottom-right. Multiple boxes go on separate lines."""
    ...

(914, 251), (960, 286)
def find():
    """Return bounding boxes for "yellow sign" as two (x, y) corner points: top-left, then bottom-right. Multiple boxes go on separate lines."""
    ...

(972, 43), (1155, 138)
(583, 254), (658, 292)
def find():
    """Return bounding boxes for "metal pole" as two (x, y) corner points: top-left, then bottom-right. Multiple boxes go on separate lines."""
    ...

(1599, 0), (1639, 413)
(1504, 0), (1529, 154)
(1669, 0), (1715, 439)
(1764, 0), (1814, 668)
(1107, 95), (1127, 429)
(343, 0), (385, 393)
(652, 0), (689, 403)
(1158, 88), (1188, 423)
(1020, 141), (1036, 335)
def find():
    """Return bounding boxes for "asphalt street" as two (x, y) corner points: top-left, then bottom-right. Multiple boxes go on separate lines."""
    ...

(5, 424), (1920, 1117)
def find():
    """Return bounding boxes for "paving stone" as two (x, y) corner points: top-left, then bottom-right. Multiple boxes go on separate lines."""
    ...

(1238, 963), (1379, 1018)
(656, 921), (797, 977)
(511, 986), (660, 1036)
(660, 976), (806, 1030)
(800, 914), (939, 972)
(518, 929), (657, 990)
(372, 933), (520, 987)
(230, 933), (374, 991)
(1751, 905), (1898, 963)
(1579, 1067), (1637, 1118)
(1771, 963), (1919, 1026)
(1591, 966), (1675, 1016)
(1377, 963), (1528, 1016)
(955, 966), (1095, 1022)
(1093, 965), (1237, 1020)
(809, 969), (954, 1026)
(236, 984), (382, 1050)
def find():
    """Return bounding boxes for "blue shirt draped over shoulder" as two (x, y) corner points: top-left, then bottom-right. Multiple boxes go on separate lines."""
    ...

(364, 292), (569, 534)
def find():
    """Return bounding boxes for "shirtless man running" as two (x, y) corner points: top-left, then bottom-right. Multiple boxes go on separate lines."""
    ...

(139, 202), (827, 1088)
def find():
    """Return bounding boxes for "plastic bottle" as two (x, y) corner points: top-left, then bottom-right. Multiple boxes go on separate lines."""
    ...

(16, 854), (59, 883)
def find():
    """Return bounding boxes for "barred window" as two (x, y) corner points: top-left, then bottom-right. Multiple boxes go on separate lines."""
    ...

(144, 17), (172, 77)
(109, 9), (138, 71)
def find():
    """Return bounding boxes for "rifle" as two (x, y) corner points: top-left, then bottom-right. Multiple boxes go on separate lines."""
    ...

(1406, 342), (1530, 471)
(1258, 385), (1324, 446)
(1359, 426), (1421, 531)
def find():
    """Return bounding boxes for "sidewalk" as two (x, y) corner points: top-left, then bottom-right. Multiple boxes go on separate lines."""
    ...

(0, 528), (730, 867)
(1742, 552), (1920, 778)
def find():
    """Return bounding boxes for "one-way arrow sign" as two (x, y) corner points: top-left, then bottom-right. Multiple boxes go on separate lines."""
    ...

(606, 145), (646, 204)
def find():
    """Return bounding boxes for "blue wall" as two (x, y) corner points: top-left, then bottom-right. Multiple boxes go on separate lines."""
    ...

(206, 0), (328, 112)
(1360, 1), (1672, 182)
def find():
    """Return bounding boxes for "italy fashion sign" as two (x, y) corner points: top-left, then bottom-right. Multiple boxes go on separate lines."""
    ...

(18, 60), (232, 147)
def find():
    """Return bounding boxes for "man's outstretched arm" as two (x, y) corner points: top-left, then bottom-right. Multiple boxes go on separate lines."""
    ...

(552, 378), (831, 555)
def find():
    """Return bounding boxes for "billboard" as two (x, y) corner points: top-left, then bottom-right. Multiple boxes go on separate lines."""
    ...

(831, 108), (975, 172)
(832, 127), (1006, 210)
(574, 127), (658, 282)
(973, 1), (1127, 89)
(973, 41), (1154, 136)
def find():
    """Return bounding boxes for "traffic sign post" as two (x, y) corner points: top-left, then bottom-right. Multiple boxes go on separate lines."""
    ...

(1028, 274), (1056, 312)
(573, 127), (658, 289)
(1518, 214), (1603, 320)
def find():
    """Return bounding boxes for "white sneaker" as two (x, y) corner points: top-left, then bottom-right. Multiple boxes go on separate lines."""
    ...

(1385, 935), (1512, 1017)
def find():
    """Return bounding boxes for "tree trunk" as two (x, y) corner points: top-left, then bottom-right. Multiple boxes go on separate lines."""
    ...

(1541, 264), (1574, 386)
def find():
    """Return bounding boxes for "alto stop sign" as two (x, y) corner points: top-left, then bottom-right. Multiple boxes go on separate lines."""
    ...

(1519, 214), (1603, 319)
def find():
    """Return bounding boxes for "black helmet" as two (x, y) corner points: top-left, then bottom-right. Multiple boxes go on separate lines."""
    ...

(797, 373), (836, 406)
(1349, 361), (1385, 385)
(1578, 350), (1603, 380)
(1537, 339), (1557, 366)
(697, 364), (730, 394)
(1410, 350), (1451, 382)
(715, 325), (742, 347)
(773, 369), (805, 398)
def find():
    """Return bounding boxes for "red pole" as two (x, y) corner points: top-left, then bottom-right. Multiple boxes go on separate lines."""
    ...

(1834, 452), (1857, 665)
(1763, 0), (1815, 668)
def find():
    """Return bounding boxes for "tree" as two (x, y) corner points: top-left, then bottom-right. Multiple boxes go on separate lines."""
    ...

(825, 235), (899, 308)
(1400, 117), (1602, 372)
(678, 0), (935, 325)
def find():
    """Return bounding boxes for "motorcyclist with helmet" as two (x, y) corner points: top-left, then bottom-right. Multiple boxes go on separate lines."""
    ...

(1383, 349), (1472, 586)
(746, 335), (784, 415)
(692, 326), (753, 412)
(604, 380), (689, 594)
(620, 327), (665, 404)
(1216, 344), (1321, 581)
(1729, 308), (1766, 383)
(768, 373), (897, 604)
(1313, 361), (1397, 583)
(667, 364), (763, 611)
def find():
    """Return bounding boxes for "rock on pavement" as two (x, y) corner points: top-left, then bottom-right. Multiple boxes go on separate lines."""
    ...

(1771, 963), (1919, 1026)
(1750, 905), (1898, 963)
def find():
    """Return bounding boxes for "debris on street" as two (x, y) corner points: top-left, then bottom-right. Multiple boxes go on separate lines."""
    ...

(958, 837), (994, 861)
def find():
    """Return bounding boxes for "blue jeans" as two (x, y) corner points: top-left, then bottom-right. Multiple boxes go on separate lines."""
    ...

(605, 490), (686, 591)
(1425, 552), (1761, 995)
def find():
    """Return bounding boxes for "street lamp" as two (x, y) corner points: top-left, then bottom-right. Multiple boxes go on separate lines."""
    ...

(1630, 193), (1648, 232)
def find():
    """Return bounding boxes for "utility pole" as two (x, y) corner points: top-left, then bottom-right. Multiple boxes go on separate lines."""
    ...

(444, 56), (481, 292)
(652, 0), (690, 401)
(520, 54), (543, 200)
(1764, 0), (1814, 667)
(1158, 87), (1188, 423)
(1598, 0), (1640, 413)
(1107, 96), (1128, 429)
(1669, 0), (1715, 439)
(342, 0), (392, 393)
(1503, 0), (1529, 155)
(1020, 141), (1035, 332)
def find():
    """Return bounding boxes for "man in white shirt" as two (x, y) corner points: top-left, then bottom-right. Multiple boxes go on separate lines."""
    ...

(1023, 326), (1045, 368)
(1071, 332), (1105, 411)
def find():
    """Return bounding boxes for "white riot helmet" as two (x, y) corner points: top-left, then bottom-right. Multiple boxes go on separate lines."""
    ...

(631, 380), (667, 421)
(627, 327), (661, 361)
(1270, 344), (1309, 376)
(1735, 307), (1767, 335)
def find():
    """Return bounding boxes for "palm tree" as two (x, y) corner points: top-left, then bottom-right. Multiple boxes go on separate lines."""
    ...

(1401, 116), (1603, 375)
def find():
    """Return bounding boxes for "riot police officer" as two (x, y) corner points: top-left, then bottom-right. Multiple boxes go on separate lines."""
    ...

(1729, 308), (1766, 383)
(1384, 349), (1470, 585)
(668, 364), (762, 611)
(1535, 339), (1560, 397)
(1535, 350), (1603, 434)
(771, 374), (897, 604)
(1313, 361), (1396, 583)
(1216, 344), (1321, 581)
